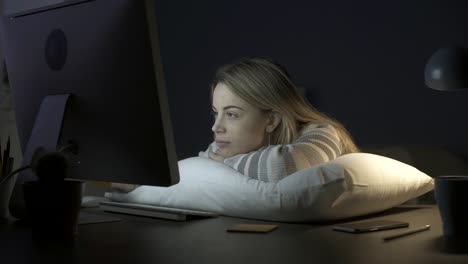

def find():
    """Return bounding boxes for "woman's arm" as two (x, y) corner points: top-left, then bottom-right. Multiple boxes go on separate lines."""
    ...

(222, 123), (343, 182)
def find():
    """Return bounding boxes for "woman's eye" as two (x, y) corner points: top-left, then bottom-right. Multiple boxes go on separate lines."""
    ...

(211, 111), (218, 118)
(226, 112), (238, 118)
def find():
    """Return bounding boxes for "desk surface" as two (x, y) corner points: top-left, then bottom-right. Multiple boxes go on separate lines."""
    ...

(1, 205), (467, 264)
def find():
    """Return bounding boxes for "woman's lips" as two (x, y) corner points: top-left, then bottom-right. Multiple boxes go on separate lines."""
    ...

(215, 141), (230, 148)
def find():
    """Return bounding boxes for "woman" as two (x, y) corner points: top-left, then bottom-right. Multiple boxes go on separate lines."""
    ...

(200, 58), (359, 182)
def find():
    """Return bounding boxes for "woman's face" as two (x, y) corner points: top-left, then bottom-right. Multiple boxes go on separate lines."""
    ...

(211, 83), (270, 158)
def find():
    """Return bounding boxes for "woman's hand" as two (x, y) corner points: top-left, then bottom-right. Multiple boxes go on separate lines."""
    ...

(111, 183), (140, 192)
(208, 151), (225, 162)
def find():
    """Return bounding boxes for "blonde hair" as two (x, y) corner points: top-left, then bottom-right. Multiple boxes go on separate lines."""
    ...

(210, 58), (359, 154)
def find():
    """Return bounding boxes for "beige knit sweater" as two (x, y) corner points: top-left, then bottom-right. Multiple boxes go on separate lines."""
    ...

(199, 122), (343, 182)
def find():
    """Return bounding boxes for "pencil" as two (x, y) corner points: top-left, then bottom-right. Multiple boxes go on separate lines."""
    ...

(6, 136), (10, 163)
(0, 136), (3, 179)
(7, 157), (14, 174)
(1, 137), (10, 179)
(6, 136), (10, 157)
(0, 135), (2, 162)
(382, 225), (431, 241)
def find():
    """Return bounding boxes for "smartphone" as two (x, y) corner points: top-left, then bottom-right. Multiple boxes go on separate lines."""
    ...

(332, 220), (409, 233)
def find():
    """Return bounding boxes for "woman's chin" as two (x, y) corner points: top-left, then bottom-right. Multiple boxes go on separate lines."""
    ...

(216, 150), (235, 159)
(219, 153), (233, 158)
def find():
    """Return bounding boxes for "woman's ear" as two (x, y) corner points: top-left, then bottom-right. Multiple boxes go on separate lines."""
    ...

(266, 111), (281, 133)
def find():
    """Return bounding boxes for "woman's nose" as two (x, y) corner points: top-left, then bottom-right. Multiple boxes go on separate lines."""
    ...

(212, 116), (225, 133)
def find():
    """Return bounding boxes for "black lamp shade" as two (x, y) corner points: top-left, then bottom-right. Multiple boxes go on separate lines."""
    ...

(424, 47), (468, 91)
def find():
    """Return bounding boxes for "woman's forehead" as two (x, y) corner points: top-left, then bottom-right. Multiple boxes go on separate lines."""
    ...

(212, 83), (250, 109)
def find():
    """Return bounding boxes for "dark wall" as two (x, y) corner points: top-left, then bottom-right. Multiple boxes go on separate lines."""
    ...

(155, 0), (468, 160)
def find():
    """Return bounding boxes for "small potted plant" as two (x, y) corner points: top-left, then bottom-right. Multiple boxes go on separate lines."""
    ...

(22, 150), (84, 240)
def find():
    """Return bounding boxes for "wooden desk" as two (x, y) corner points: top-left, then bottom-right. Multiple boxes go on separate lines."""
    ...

(1, 205), (467, 264)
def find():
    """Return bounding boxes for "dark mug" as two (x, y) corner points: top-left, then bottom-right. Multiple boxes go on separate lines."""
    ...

(434, 176), (468, 238)
(22, 179), (84, 240)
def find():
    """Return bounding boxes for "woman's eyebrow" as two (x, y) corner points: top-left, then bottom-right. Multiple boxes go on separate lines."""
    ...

(212, 105), (244, 111)
(223, 105), (244, 111)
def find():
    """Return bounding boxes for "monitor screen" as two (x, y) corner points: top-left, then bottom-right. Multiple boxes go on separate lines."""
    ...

(1, 0), (180, 212)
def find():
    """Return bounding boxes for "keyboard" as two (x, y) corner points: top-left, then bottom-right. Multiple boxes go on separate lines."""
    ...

(99, 201), (218, 221)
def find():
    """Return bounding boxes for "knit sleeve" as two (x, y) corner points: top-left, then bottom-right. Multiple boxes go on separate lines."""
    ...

(222, 123), (343, 182)
(198, 142), (215, 159)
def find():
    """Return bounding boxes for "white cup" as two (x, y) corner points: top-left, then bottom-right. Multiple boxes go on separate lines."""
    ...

(0, 174), (17, 219)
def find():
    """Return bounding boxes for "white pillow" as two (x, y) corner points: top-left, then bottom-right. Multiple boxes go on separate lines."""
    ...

(106, 153), (434, 222)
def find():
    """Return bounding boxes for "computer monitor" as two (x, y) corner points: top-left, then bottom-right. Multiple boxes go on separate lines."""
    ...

(1, 0), (180, 218)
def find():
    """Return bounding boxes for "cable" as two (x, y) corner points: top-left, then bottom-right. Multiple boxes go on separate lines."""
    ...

(0, 143), (74, 186)
(0, 165), (31, 186)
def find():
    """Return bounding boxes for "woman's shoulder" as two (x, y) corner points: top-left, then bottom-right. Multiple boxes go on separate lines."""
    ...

(296, 122), (343, 155)
(298, 122), (339, 139)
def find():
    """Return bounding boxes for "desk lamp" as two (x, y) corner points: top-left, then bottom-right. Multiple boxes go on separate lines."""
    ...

(424, 46), (468, 244)
(424, 46), (468, 91)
